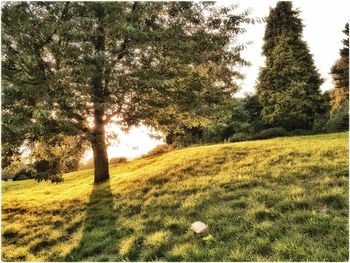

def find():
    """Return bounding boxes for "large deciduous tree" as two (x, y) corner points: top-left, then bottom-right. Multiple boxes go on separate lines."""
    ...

(256, 2), (324, 131)
(2, 2), (253, 183)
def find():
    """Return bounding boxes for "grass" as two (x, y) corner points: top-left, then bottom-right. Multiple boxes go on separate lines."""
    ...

(1, 132), (349, 261)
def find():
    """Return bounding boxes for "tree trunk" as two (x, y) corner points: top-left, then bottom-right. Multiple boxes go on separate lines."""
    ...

(91, 4), (109, 184)
(91, 121), (110, 184)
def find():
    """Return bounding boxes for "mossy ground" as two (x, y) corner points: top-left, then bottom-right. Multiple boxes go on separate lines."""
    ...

(1, 133), (349, 261)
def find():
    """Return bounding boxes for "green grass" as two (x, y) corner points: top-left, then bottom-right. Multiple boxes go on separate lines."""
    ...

(2, 132), (349, 261)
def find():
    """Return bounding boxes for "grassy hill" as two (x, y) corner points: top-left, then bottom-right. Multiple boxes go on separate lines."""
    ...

(2, 132), (349, 261)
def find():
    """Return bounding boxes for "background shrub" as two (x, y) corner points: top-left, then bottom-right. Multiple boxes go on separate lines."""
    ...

(326, 103), (349, 132)
(33, 160), (52, 173)
(228, 132), (253, 142)
(109, 157), (128, 165)
(1, 171), (14, 181)
(12, 167), (35, 181)
(143, 144), (176, 158)
(255, 127), (288, 139)
(288, 129), (315, 136)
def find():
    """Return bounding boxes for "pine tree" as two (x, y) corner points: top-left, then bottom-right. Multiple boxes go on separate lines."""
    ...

(330, 23), (349, 113)
(256, 2), (324, 130)
(326, 23), (349, 131)
(2, 2), (253, 183)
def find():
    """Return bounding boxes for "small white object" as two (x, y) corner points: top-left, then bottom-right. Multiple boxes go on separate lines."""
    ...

(190, 221), (207, 234)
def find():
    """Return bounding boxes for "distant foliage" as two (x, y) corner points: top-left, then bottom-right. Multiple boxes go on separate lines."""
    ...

(326, 103), (349, 132)
(255, 127), (288, 139)
(331, 23), (349, 91)
(143, 144), (176, 158)
(228, 132), (253, 142)
(173, 98), (261, 146)
(109, 157), (128, 166)
(33, 160), (52, 174)
(242, 94), (266, 133)
(330, 87), (349, 114)
(1, 171), (14, 181)
(256, 2), (324, 131)
(12, 167), (35, 181)
(288, 129), (315, 136)
(329, 23), (349, 125)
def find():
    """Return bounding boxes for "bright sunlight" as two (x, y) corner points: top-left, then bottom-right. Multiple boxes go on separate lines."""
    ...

(83, 125), (164, 160)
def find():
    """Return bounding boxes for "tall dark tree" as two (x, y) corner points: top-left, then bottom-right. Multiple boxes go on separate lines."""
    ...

(330, 23), (349, 113)
(2, 2), (253, 183)
(256, 2), (324, 130)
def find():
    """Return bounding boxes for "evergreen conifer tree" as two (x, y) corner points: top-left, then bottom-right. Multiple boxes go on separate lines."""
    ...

(326, 23), (349, 131)
(256, 2), (324, 130)
(330, 23), (349, 113)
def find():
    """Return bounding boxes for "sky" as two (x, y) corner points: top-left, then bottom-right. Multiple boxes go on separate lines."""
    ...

(83, 125), (163, 161)
(85, 0), (350, 160)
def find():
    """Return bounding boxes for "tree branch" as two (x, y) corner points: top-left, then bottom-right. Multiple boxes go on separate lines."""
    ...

(103, 109), (121, 124)
(37, 2), (70, 50)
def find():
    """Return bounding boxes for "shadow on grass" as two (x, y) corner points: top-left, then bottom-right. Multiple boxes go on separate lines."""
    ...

(64, 181), (120, 261)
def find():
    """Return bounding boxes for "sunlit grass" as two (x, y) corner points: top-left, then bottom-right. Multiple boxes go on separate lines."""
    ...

(2, 132), (349, 261)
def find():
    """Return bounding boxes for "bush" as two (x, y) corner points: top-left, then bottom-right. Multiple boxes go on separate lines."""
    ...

(288, 129), (315, 136)
(109, 157), (128, 165)
(13, 167), (35, 181)
(228, 133), (253, 142)
(175, 132), (203, 147)
(250, 120), (266, 133)
(143, 144), (176, 158)
(326, 103), (349, 132)
(312, 115), (329, 132)
(2, 171), (14, 181)
(13, 174), (31, 181)
(33, 160), (52, 173)
(255, 127), (288, 139)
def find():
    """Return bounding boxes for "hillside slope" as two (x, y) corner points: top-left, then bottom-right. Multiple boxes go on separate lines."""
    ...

(2, 133), (349, 261)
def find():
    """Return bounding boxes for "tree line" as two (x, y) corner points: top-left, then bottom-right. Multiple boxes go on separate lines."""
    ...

(172, 2), (348, 147)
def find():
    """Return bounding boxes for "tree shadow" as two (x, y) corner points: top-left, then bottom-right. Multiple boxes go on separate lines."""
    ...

(64, 181), (120, 261)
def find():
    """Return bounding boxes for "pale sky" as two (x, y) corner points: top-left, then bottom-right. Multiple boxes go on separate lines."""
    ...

(85, 0), (350, 160)
(83, 125), (163, 160)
